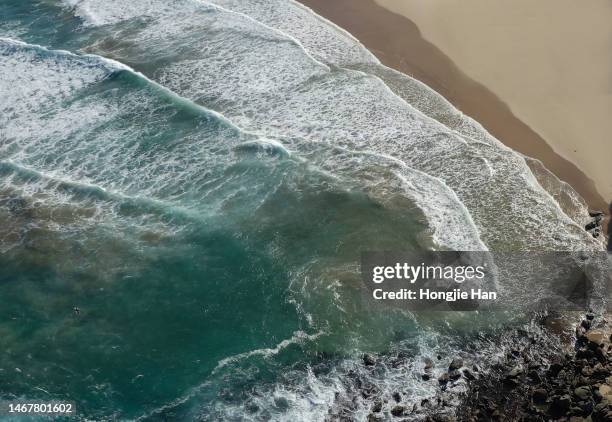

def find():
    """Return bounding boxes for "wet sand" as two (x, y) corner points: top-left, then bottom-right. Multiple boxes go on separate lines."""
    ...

(299, 0), (609, 211)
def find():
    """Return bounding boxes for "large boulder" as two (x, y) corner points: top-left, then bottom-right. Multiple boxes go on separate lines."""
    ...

(449, 357), (463, 371)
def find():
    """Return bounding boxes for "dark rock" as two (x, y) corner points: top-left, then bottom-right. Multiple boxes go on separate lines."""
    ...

(367, 413), (383, 422)
(438, 373), (450, 385)
(422, 373), (431, 381)
(449, 358), (463, 371)
(596, 347), (607, 363)
(600, 410), (612, 422)
(549, 362), (564, 377)
(449, 369), (461, 381)
(390, 405), (405, 417)
(504, 377), (520, 388)
(392, 392), (401, 403)
(371, 401), (382, 413)
(424, 357), (434, 371)
(532, 388), (547, 403)
(550, 394), (572, 417)
(593, 401), (610, 416)
(463, 368), (476, 381)
(528, 370), (541, 383)
(569, 405), (584, 416)
(574, 386), (591, 400)
(586, 313), (595, 320)
(486, 400), (497, 412)
(507, 366), (523, 378)
(455, 315), (611, 422)
(363, 354), (376, 366)
(432, 414), (456, 422)
(577, 325), (587, 340)
(582, 366), (594, 377)
(527, 404), (545, 417)
(579, 400), (594, 415)
(593, 364), (608, 379)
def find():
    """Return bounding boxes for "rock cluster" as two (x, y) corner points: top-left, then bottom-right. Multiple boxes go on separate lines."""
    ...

(459, 313), (612, 421)
(365, 353), (472, 421)
(358, 313), (611, 421)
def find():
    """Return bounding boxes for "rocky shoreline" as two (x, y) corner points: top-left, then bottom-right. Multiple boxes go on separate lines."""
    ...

(359, 312), (612, 422)
(457, 313), (612, 421)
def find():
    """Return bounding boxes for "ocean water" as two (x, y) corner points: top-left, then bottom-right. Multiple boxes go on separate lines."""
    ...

(0, 1), (605, 420)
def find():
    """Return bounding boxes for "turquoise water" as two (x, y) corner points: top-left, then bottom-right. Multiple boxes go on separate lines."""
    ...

(0, 0), (603, 420)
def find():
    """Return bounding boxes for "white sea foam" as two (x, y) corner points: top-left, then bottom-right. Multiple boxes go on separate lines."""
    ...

(0, 39), (267, 268)
(51, 1), (481, 250)
(203, 0), (596, 250)
(65, 1), (485, 250)
(0, 38), (112, 118)
(212, 0), (379, 66)
(60, 0), (185, 27)
(213, 330), (326, 373)
(204, 327), (475, 421)
(1, 39), (246, 206)
(234, 138), (293, 158)
(74, 0), (596, 250)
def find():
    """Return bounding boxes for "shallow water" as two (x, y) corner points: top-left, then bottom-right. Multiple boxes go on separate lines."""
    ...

(0, 1), (605, 420)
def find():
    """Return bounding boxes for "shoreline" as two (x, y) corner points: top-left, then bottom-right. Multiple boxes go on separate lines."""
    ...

(292, 3), (612, 419)
(375, 0), (612, 204)
(458, 313), (612, 421)
(342, 312), (612, 421)
(299, 0), (608, 212)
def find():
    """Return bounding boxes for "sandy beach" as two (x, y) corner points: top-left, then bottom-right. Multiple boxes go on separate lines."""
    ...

(300, 0), (611, 211)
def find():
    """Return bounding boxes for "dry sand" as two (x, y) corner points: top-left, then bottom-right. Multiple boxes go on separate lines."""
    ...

(300, 0), (610, 211)
(375, 0), (612, 202)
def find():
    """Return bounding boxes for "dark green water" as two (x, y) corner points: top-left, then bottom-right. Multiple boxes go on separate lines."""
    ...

(0, 22), (429, 420)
